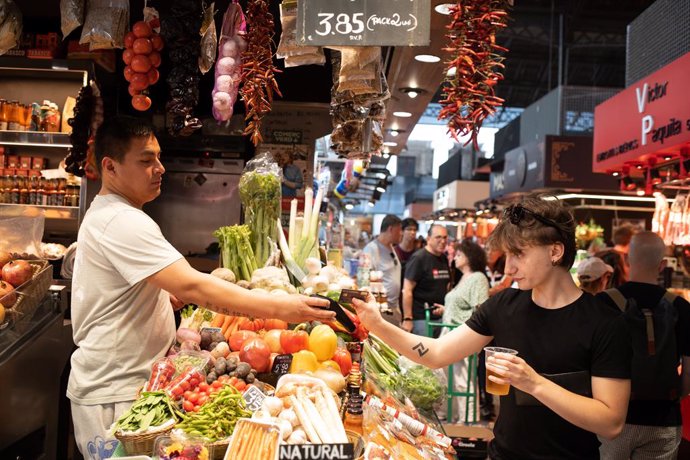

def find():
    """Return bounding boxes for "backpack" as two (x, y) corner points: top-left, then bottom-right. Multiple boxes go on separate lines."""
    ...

(605, 288), (681, 400)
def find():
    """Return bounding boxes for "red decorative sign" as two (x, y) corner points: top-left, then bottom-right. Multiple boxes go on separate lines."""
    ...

(592, 51), (690, 173)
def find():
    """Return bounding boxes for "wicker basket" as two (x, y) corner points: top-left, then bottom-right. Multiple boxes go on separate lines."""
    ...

(346, 430), (365, 458)
(0, 260), (51, 330)
(115, 422), (175, 456)
(208, 438), (231, 460)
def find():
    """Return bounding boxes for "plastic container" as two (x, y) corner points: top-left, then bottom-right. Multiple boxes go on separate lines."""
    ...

(154, 433), (209, 460)
(165, 366), (206, 400)
(170, 350), (212, 374)
(143, 357), (176, 392)
(224, 418), (281, 460)
(274, 373), (330, 395)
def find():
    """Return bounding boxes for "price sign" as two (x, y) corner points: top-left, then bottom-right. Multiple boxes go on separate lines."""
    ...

(242, 385), (266, 412)
(279, 444), (354, 460)
(297, 0), (430, 47)
(271, 354), (293, 377)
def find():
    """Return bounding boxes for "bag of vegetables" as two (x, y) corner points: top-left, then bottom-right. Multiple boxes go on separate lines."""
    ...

(396, 357), (446, 411)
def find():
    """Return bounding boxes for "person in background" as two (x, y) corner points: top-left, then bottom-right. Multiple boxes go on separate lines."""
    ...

(277, 151), (303, 198)
(577, 257), (614, 295)
(487, 248), (513, 297)
(394, 217), (419, 273)
(67, 116), (333, 458)
(437, 239), (489, 423)
(597, 232), (690, 460)
(351, 193), (631, 460)
(596, 225), (635, 288)
(362, 215), (403, 326)
(401, 224), (450, 336)
(415, 235), (426, 250)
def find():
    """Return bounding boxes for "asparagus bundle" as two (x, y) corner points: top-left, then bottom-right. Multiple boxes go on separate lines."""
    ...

(213, 225), (258, 281)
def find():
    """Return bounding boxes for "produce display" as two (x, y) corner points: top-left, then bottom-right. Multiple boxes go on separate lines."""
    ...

(213, 225), (258, 281)
(122, 16), (164, 112)
(225, 418), (280, 459)
(112, 391), (177, 433)
(0, 255), (41, 323)
(177, 385), (251, 442)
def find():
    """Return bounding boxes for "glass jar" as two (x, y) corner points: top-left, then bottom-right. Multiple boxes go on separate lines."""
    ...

(7, 101), (21, 131)
(0, 99), (7, 130)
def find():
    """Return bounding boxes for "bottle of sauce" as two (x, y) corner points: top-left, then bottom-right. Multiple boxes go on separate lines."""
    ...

(343, 395), (364, 435)
(0, 99), (8, 130)
(38, 177), (47, 205)
(7, 101), (21, 131)
(19, 176), (28, 204)
(10, 175), (19, 204)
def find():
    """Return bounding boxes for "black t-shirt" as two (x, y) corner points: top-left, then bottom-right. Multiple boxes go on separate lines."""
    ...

(465, 289), (631, 460)
(597, 281), (690, 427)
(404, 248), (450, 320)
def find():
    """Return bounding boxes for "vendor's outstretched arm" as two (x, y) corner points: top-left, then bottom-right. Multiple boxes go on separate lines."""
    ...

(148, 259), (334, 323)
(352, 298), (492, 369)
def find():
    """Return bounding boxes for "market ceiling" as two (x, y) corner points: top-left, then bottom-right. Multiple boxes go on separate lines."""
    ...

(23, 0), (655, 157)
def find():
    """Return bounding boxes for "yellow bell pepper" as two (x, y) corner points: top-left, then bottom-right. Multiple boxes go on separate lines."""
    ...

(290, 350), (318, 373)
(319, 360), (342, 373)
(308, 324), (338, 361)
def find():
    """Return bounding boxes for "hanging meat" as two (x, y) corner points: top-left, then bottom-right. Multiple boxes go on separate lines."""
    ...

(438, 0), (512, 149)
(239, 0), (281, 146)
(160, 0), (202, 136)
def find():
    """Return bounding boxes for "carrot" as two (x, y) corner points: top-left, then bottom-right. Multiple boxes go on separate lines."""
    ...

(220, 315), (234, 335)
(211, 313), (225, 328)
(226, 317), (241, 339)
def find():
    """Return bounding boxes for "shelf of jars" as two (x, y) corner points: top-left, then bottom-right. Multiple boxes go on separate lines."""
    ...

(0, 130), (70, 148)
(0, 203), (78, 219)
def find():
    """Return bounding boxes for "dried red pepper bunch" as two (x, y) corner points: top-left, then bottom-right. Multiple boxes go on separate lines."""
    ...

(240, 0), (282, 146)
(438, 0), (512, 149)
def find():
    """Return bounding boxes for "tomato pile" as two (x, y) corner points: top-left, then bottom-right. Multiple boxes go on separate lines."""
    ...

(123, 20), (164, 111)
(181, 376), (248, 413)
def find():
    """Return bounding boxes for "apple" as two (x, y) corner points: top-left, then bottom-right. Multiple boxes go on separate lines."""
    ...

(0, 281), (15, 306)
(0, 251), (11, 271)
(2, 260), (33, 287)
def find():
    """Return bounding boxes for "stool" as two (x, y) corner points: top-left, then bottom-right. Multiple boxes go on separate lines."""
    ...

(425, 309), (478, 424)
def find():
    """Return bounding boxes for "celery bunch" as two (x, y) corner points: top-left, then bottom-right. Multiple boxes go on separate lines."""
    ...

(213, 225), (258, 281)
(239, 170), (281, 267)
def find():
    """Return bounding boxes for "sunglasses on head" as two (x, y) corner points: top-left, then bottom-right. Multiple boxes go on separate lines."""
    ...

(503, 204), (566, 232)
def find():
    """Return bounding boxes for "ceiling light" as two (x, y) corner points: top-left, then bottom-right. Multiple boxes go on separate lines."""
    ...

(400, 87), (425, 99)
(389, 129), (399, 137)
(414, 54), (441, 63)
(382, 153), (390, 159)
(439, 215), (446, 220)
(344, 203), (354, 210)
(393, 111), (412, 118)
(612, 171), (619, 177)
(383, 141), (398, 147)
(367, 201), (375, 208)
(636, 189), (646, 196)
(446, 66), (457, 77)
(434, 3), (455, 15)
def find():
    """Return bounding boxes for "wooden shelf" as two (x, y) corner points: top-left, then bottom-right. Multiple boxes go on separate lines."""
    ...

(0, 203), (78, 220)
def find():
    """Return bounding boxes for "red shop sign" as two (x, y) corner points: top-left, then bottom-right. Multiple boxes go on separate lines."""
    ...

(592, 51), (690, 173)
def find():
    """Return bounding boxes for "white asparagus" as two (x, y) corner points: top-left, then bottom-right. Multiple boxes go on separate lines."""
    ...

(320, 387), (348, 443)
(288, 198), (297, 254)
(299, 390), (334, 443)
(289, 395), (321, 443)
(302, 188), (313, 238)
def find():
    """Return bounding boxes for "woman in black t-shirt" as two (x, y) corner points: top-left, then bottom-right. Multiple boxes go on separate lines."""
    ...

(352, 193), (631, 460)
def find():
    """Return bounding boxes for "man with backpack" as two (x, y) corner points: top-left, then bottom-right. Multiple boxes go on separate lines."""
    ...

(597, 232), (690, 459)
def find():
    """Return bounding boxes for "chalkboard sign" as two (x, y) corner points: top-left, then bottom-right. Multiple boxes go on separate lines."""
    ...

(297, 0), (430, 47)
(271, 130), (303, 145)
(242, 385), (266, 412)
(279, 443), (354, 460)
(271, 354), (293, 377)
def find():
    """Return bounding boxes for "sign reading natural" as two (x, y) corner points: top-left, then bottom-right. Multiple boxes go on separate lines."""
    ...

(297, 0), (430, 46)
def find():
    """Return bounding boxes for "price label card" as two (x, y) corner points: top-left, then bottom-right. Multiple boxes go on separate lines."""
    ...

(242, 385), (266, 412)
(297, 0), (430, 47)
(279, 444), (354, 460)
(271, 354), (293, 377)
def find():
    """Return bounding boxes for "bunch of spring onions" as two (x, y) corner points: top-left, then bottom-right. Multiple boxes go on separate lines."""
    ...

(213, 225), (258, 281)
(277, 186), (323, 283)
(238, 169), (281, 267)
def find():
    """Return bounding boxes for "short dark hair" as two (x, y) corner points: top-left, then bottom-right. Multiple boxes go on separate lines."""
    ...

(380, 214), (402, 233)
(427, 223), (447, 238)
(488, 193), (577, 269)
(401, 218), (418, 231)
(94, 116), (155, 172)
(456, 239), (487, 273)
(612, 225), (635, 246)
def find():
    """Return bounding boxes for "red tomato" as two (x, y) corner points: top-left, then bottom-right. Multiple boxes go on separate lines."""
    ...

(189, 377), (200, 388)
(124, 32), (136, 49)
(132, 21), (152, 38)
(211, 380), (223, 389)
(183, 390), (193, 400)
(131, 95), (152, 111)
(131, 54), (152, 73)
(127, 84), (141, 97)
(180, 381), (191, 391)
(151, 35), (164, 51)
(229, 330), (257, 352)
(132, 38), (153, 55)
(171, 386), (184, 398)
(187, 392), (199, 404)
(240, 337), (272, 373)
(147, 68), (159, 85)
(234, 381), (247, 392)
(130, 73), (149, 91)
(122, 49), (134, 65)
(183, 400), (194, 412)
(193, 405), (201, 412)
(198, 382), (210, 392)
(197, 394), (208, 406)
(123, 65), (135, 82)
(148, 51), (161, 68)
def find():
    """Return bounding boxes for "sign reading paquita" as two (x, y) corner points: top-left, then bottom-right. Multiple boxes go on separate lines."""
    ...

(297, 0), (430, 47)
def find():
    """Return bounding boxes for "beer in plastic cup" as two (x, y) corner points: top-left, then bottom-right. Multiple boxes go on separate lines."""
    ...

(484, 346), (518, 396)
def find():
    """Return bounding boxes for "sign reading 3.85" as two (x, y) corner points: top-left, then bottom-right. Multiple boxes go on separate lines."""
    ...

(298, 0), (430, 47)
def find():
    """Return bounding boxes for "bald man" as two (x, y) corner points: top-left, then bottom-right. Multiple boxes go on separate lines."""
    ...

(597, 232), (690, 459)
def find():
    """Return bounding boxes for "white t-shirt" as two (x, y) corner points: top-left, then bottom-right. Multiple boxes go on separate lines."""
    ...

(67, 194), (182, 405)
(362, 239), (402, 310)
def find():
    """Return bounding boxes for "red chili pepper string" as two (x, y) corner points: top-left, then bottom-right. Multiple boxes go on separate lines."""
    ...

(438, 0), (511, 150)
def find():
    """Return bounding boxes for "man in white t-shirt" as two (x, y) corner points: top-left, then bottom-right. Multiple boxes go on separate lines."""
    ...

(68, 116), (333, 458)
(362, 215), (403, 326)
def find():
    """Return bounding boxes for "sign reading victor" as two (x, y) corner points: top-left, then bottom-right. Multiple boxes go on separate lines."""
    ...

(592, 52), (690, 173)
(297, 0), (430, 46)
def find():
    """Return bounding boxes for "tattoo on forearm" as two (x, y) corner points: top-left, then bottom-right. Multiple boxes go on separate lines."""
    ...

(412, 342), (429, 357)
(207, 303), (248, 318)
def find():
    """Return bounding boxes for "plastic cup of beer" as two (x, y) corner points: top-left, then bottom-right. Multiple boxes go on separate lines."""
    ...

(484, 346), (518, 396)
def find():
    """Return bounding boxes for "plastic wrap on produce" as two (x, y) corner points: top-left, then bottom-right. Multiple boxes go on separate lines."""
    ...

(0, 207), (45, 255)
(60, 0), (84, 38)
(276, 1), (325, 67)
(79, 0), (129, 50)
(0, 0), (22, 56)
(198, 2), (217, 75)
(212, 1), (246, 122)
